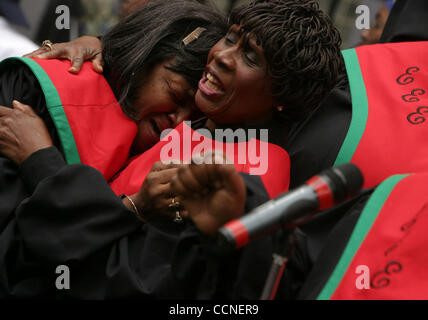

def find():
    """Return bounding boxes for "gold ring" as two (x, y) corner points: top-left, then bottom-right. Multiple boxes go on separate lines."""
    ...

(169, 198), (183, 223)
(168, 198), (181, 209)
(41, 40), (54, 51)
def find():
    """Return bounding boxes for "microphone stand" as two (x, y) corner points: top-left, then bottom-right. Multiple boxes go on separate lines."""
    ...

(260, 227), (296, 300)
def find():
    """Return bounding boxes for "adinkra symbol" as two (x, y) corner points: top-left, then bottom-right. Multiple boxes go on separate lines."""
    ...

(395, 66), (428, 124)
(407, 106), (428, 125)
(397, 66), (420, 85)
(370, 261), (402, 289)
(384, 203), (427, 256)
(402, 89), (425, 103)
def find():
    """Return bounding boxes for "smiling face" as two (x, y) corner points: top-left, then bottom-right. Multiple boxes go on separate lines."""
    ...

(131, 60), (200, 152)
(195, 24), (276, 127)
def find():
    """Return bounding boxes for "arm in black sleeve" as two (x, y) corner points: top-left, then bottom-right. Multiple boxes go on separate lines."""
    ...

(0, 146), (184, 299)
(19, 147), (67, 193)
(0, 59), (61, 148)
(0, 63), (63, 229)
(15, 157), (142, 265)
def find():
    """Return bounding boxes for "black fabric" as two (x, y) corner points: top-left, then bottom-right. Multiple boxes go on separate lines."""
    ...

(0, 62), (62, 232)
(0, 155), (275, 298)
(297, 190), (373, 300)
(191, 116), (288, 149)
(19, 147), (66, 193)
(0, 60), (61, 149)
(380, 0), (428, 43)
(283, 0), (428, 299)
(0, 159), (144, 298)
(287, 73), (351, 189)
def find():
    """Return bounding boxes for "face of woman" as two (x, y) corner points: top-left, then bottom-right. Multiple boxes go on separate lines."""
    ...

(195, 24), (276, 126)
(131, 60), (199, 152)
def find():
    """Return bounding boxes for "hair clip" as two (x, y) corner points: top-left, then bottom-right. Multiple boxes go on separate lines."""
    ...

(182, 27), (207, 46)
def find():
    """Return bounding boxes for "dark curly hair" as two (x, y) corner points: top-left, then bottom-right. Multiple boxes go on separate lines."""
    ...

(102, 0), (228, 119)
(230, 0), (343, 122)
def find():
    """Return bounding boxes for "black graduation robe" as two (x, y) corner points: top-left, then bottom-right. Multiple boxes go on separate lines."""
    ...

(0, 62), (288, 298)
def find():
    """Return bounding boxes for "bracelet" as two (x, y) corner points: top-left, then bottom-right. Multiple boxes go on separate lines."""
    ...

(120, 194), (145, 222)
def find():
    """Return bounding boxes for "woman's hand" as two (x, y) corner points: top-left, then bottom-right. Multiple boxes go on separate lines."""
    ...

(24, 36), (103, 74)
(124, 161), (186, 222)
(0, 101), (53, 165)
(171, 163), (246, 235)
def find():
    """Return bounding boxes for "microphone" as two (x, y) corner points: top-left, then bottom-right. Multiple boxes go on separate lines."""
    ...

(218, 163), (364, 250)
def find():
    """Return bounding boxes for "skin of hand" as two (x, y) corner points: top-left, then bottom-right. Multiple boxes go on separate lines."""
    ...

(0, 101), (53, 165)
(171, 162), (246, 235)
(123, 161), (187, 222)
(23, 36), (103, 74)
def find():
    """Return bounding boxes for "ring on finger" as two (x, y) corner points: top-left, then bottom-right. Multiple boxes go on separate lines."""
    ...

(169, 198), (183, 223)
(168, 197), (181, 209)
(41, 40), (54, 51)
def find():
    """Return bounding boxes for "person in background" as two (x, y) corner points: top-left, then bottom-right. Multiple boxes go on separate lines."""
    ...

(0, 0), (38, 61)
(119, 0), (152, 19)
(360, 0), (394, 45)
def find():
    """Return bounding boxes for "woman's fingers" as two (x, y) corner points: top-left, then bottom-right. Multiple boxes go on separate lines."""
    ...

(33, 45), (68, 60)
(12, 100), (37, 116)
(68, 56), (85, 74)
(171, 173), (190, 199)
(22, 47), (46, 58)
(0, 105), (13, 117)
(23, 36), (104, 75)
(92, 52), (104, 73)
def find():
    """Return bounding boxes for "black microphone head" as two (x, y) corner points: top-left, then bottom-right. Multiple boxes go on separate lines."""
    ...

(321, 163), (364, 202)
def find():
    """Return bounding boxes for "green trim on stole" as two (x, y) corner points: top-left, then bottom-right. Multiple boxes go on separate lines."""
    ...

(317, 174), (408, 300)
(1, 57), (80, 164)
(334, 49), (369, 166)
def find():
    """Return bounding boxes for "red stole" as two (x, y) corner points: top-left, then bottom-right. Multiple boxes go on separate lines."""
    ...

(318, 173), (428, 299)
(109, 122), (290, 198)
(336, 42), (428, 188)
(2, 57), (137, 181)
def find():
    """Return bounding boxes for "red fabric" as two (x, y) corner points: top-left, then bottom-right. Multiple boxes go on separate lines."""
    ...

(350, 42), (428, 188)
(109, 122), (290, 198)
(331, 173), (428, 299)
(34, 59), (137, 180)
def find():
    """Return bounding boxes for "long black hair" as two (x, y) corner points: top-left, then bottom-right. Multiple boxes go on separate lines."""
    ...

(102, 0), (228, 119)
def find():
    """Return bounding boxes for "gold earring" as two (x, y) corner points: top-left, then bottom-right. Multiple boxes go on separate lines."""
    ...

(276, 106), (284, 112)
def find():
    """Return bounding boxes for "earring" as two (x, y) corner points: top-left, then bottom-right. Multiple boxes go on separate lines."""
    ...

(276, 106), (284, 112)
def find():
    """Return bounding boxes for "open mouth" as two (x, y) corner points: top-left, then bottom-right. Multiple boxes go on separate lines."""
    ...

(205, 71), (224, 91)
(199, 67), (225, 97)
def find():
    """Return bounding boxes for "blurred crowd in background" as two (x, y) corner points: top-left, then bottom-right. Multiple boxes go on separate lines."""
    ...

(1, 0), (394, 56)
